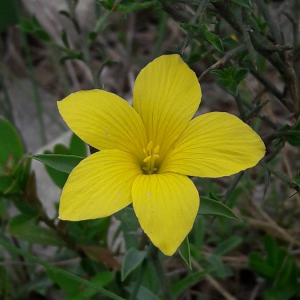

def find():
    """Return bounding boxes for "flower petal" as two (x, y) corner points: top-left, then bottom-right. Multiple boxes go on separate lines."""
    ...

(59, 150), (141, 221)
(58, 90), (148, 160)
(132, 173), (199, 256)
(133, 55), (201, 160)
(160, 112), (265, 177)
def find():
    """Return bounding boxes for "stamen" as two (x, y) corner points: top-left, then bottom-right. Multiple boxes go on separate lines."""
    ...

(143, 156), (152, 163)
(147, 141), (153, 152)
(142, 141), (160, 174)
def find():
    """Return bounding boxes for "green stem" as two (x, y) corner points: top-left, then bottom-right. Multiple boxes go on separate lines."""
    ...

(129, 261), (147, 300)
(260, 162), (299, 191)
(223, 172), (244, 203)
(234, 94), (247, 122)
(0, 238), (126, 300)
(152, 248), (174, 300)
(130, 238), (154, 300)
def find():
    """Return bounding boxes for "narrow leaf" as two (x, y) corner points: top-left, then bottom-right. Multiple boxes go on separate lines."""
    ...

(125, 284), (160, 300)
(179, 237), (192, 269)
(0, 238), (126, 300)
(171, 271), (210, 297)
(198, 197), (241, 221)
(9, 215), (63, 246)
(32, 154), (84, 173)
(213, 236), (242, 256)
(122, 248), (147, 281)
(0, 117), (24, 166)
(203, 26), (224, 52)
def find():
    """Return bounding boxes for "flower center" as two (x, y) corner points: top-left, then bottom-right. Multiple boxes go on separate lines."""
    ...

(143, 141), (160, 174)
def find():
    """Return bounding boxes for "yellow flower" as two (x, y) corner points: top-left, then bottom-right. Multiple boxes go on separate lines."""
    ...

(58, 55), (265, 255)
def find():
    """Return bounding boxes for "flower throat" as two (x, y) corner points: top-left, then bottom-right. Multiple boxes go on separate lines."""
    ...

(143, 141), (160, 174)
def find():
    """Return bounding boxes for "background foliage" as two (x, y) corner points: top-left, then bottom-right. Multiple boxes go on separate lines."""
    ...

(1, 0), (300, 299)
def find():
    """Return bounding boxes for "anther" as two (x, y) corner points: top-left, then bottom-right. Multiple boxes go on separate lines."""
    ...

(143, 141), (160, 174)
(143, 156), (152, 163)
(147, 141), (153, 152)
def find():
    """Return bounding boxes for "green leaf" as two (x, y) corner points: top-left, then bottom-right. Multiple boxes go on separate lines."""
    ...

(101, 0), (159, 13)
(0, 238), (126, 300)
(18, 18), (35, 33)
(207, 256), (232, 278)
(0, 117), (24, 166)
(226, 81), (238, 96)
(192, 217), (205, 249)
(80, 272), (114, 298)
(264, 287), (296, 300)
(69, 134), (87, 157)
(122, 248), (147, 281)
(43, 150), (68, 188)
(213, 236), (242, 256)
(203, 26), (224, 52)
(59, 10), (72, 19)
(171, 271), (209, 297)
(45, 163), (68, 188)
(47, 269), (80, 295)
(234, 68), (249, 83)
(198, 197), (241, 221)
(32, 154), (84, 173)
(233, 0), (252, 9)
(115, 207), (140, 249)
(179, 236), (192, 269)
(9, 215), (63, 246)
(125, 284), (160, 300)
(61, 28), (70, 48)
(0, 175), (13, 192)
(286, 119), (300, 146)
(0, 0), (19, 32)
(36, 29), (51, 42)
(211, 69), (225, 78)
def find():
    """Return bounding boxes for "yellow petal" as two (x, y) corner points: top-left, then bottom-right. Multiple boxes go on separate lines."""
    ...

(160, 112), (265, 177)
(58, 89), (147, 160)
(132, 173), (199, 256)
(133, 55), (201, 161)
(59, 150), (141, 221)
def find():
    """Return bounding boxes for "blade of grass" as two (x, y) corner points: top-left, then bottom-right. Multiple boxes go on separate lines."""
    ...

(22, 31), (46, 145)
(0, 238), (126, 300)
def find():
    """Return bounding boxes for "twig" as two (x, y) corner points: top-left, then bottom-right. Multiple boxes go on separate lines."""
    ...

(250, 202), (300, 248)
(248, 68), (294, 112)
(262, 130), (300, 143)
(260, 161), (299, 191)
(199, 45), (246, 79)
(246, 100), (269, 121)
(191, 258), (238, 300)
(246, 217), (300, 247)
(182, 0), (211, 52)
(249, 277), (265, 300)
(254, 0), (282, 44)
(212, 1), (299, 111)
(223, 172), (244, 203)
(241, 8), (257, 69)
